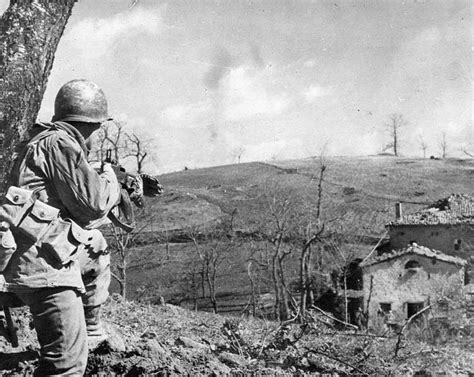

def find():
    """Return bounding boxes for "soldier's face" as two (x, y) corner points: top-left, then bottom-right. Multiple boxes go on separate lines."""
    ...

(85, 127), (101, 149)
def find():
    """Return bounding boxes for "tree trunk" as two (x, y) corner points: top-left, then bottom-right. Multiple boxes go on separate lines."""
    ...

(0, 0), (76, 192)
(271, 237), (282, 321)
(114, 264), (127, 300)
(277, 253), (290, 320)
(343, 270), (348, 323)
(247, 261), (257, 316)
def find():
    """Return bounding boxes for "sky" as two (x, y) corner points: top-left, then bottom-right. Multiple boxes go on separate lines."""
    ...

(0, 0), (472, 173)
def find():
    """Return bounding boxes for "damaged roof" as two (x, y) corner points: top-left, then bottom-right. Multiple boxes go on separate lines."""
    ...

(360, 243), (467, 267)
(388, 193), (474, 226)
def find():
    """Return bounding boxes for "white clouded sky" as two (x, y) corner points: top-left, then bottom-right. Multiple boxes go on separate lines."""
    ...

(1, 0), (471, 173)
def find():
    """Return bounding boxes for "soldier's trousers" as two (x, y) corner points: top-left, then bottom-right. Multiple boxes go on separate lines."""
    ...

(13, 251), (110, 376)
(16, 287), (88, 376)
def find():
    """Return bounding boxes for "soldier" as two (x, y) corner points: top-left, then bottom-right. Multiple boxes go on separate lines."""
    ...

(1, 79), (121, 375)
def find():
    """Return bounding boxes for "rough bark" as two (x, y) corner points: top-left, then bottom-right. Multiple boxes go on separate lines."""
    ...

(0, 0), (76, 192)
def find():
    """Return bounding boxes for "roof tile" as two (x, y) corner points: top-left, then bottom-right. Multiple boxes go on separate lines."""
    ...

(388, 193), (474, 226)
(360, 243), (467, 267)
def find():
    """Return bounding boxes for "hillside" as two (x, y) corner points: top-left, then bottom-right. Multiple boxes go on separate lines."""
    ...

(143, 156), (474, 237)
(1, 156), (473, 375)
(117, 156), (474, 308)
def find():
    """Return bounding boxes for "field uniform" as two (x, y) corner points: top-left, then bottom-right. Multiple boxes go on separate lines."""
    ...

(2, 120), (120, 375)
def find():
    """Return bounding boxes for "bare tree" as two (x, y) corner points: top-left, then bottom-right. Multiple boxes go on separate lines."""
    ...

(383, 113), (408, 157)
(90, 121), (128, 164)
(263, 185), (299, 321)
(187, 224), (234, 314)
(417, 135), (428, 159)
(0, 0), (76, 192)
(232, 146), (246, 164)
(124, 133), (148, 174)
(260, 157), (329, 322)
(108, 225), (133, 299)
(439, 132), (448, 159)
(299, 157), (327, 319)
(90, 120), (155, 174)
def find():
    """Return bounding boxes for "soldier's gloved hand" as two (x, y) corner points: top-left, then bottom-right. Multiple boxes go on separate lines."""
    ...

(140, 174), (164, 196)
(128, 174), (144, 208)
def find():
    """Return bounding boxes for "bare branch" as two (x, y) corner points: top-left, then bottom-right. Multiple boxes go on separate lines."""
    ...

(305, 347), (365, 374)
(464, 149), (474, 158)
(394, 304), (432, 357)
(310, 305), (358, 330)
(129, 0), (139, 8)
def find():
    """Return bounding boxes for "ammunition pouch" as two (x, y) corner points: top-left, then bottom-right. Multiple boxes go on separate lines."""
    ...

(0, 186), (107, 268)
(0, 229), (16, 272)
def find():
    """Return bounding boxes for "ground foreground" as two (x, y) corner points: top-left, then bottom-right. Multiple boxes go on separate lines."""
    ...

(0, 295), (472, 375)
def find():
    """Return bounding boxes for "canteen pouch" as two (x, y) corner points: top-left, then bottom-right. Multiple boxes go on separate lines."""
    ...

(42, 218), (80, 265)
(0, 228), (16, 272)
(42, 219), (107, 266)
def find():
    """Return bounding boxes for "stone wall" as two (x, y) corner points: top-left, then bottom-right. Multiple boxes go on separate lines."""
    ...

(362, 254), (464, 325)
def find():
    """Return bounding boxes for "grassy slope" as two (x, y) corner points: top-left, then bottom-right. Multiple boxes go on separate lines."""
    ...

(154, 156), (474, 233)
(116, 156), (474, 307)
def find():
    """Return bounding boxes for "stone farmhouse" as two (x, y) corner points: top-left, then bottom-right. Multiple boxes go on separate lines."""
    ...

(360, 244), (466, 326)
(358, 193), (473, 326)
(387, 194), (473, 266)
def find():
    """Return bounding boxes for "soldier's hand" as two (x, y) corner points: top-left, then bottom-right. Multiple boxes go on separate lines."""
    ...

(140, 174), (163, 197)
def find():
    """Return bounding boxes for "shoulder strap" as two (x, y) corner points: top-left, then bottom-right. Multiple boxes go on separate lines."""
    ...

(7, 124), (56, 187)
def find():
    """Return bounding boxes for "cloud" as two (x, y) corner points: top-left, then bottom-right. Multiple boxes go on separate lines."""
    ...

(220, 66), (290, 121)
(304, 59), (317, 68)
(163, 64), (290, 128)
(303, 84), (331, 102)
(249, 43), (265, 68)
(203, 46), (234, 89)
(63, 7), (164, 59)
(161, 101), (213, 128)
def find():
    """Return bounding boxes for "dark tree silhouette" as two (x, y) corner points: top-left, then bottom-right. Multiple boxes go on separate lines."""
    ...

(384, 113), (408, 157)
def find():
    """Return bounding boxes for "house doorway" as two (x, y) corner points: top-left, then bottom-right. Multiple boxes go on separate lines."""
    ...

(406, 302), (425, 319)
(348, 297), (364, 326)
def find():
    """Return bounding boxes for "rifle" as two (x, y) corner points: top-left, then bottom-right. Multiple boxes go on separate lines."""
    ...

(104, 149), (163, 232)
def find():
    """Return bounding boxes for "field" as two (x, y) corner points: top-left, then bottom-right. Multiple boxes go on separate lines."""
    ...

(110, 156), (474, 312)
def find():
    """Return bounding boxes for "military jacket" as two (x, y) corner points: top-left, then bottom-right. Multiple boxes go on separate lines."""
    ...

(2, 121), (120, 292)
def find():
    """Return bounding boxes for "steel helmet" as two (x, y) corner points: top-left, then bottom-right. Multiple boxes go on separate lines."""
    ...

(52, 79), (112, 123)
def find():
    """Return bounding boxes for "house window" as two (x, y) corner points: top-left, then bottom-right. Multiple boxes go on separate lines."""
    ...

(406, 302), (425, 319)
(454, 239), (462, 251)
(379, 303), (391, 314)
(405, 260), (421, 271)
